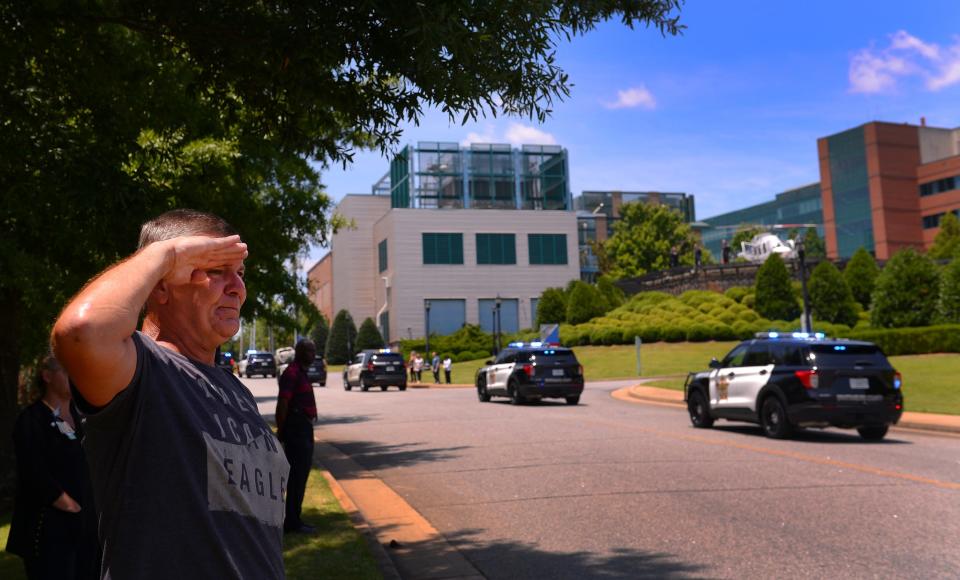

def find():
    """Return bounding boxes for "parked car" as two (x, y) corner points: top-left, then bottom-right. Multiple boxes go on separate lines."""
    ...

(684, 332), (903, 440)
(475, 342), (584, 405)
(243, 352), (277, 378)
(306, 358), (327, 387)
(343, 350), (406, 391)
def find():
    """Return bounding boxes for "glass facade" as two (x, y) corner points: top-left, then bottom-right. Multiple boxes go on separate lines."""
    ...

(476, 233), (516, 265)
(827, 127), (873, 258)
(528, 234), (568, 265)
(378, 142), (570, 211)
(701, 183), (823, 257)
(478, 298), (519, 334)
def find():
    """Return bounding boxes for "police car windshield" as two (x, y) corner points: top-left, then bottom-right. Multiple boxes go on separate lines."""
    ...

(517, 350), (577, 364)
(371, 353), (404, 362)
(808, 344), (890, 368)
(250, 353), (273, 361)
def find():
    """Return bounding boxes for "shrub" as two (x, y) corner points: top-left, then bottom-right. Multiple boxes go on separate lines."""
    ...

(596, 275), (626, 310)
(739, 310), (759, 323)
(742, 294), (755, 309)
(566, 281), (608, 324)
(754, 254), (801, 321)
(731, 321), (754, 339)
(843, 247), (879, 309)
(724, 286), (751, 303)
(928, 211), (960, 260)
(662, 325), (686, 342)
(716, 311), (736, 325)
(640, 325), (661, 343)
(871, 248), (940, 328)
(325, 309), (358, 364)
(309, 314), (330, 356)
(536, 287), (568, 325)
(808, 261), (859, 326)
(356, 317), (385, 350)
(559, 325), (580, 346)
(937, 256), (960, 323)
(685, 323), (713, 342)
(848, 325), (960, 355)
(710, 322), (737, 341)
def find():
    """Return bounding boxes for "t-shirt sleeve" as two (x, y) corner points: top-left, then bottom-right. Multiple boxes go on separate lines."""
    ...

(71, 332), (146, 418)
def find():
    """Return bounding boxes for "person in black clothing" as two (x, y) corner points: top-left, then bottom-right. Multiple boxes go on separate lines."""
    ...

(6, 353), (98, 580)
(722, 239), (731, 265)
(276, 339), (319, 534)
(694, 243), (703, 270)
(669, 246), (679, 268)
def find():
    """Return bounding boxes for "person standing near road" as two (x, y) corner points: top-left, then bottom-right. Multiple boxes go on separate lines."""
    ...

(6, 353), (99, 580)
(407, 351), (417, 384)
(413, 353), (424, 383)
(694, 243), (703, 270)
(275, 339), (318, 534)
(52, 209), (288, 579)
(721, 239), (731, 265)
(442, 355), (453, 384)
(430, 352), (441, 384)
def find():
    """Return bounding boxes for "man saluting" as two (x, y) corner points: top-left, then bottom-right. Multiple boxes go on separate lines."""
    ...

(53, 209), (288, 579)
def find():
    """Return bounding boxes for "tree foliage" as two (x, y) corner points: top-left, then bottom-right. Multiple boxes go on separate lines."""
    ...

(309, 314), (330, 358)
(754, 254), (801, 322)
(871, 248), (940, 328)
(603, 202), (701, 278)
(928, 211), (960, 260)
(536, 287), (568, 326)
(325, 310), (358, 365)
(936, 256), (960, 324)
(596, 275), (625, 310)
(566, 281), (608, 325)
(808, 261), (858, 326)
(843, 247), (879, 309)
(356, 317), (385, 351)
(0, 0), (686, 489)
(801, 228), (826, 260)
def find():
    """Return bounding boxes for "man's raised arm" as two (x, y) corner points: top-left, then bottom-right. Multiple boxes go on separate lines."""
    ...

(52, 236), (247, 407)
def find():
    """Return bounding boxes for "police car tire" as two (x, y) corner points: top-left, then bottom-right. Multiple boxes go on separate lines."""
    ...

(688, 390), (714, 428)
(760, 396), (792, 439)
(508, 380), (524, 405)
(399, 384), (407, 391)
(565, 395), (580, 405)
(343, 373), (351, 391)
(477, 378), (491, 402)
(857, 425), (888, 441)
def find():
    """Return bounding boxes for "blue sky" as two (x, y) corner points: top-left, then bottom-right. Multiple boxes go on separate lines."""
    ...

(308, 1), (960, 266)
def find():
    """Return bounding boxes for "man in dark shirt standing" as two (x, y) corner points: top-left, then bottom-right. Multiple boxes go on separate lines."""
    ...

(276, 339), (318, 534)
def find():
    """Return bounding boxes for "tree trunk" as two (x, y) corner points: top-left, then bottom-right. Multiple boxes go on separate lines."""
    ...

(0, 288), (23, 503)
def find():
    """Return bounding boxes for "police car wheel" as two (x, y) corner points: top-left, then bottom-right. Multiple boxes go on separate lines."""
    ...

(760, 396), (792, 439)
(477, 378), (491, 402)
(857, 425), (888, 441)
(343, 373), (351, 391)
(688, 391), (714, 428)
(565, 395), (580, 405)
(399, 384), (407, 391)
(361, 378), (370, 392)
(508, 380), (524, 405)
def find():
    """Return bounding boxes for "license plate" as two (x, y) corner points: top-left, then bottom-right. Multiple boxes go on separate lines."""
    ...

(386, 366), (395, 371)
(552, 369), (564, 377)
(850, 377), (869, 390)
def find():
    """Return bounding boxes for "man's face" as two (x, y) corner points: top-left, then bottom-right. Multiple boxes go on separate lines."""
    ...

(165, 257), (246, 347)
(296, 342), (317, 366)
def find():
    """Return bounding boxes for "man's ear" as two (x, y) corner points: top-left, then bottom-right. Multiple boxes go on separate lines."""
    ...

(150, 280), (170, 305)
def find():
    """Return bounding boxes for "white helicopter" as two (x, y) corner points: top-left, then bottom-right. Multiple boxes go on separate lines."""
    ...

(715, 224), (820, 264)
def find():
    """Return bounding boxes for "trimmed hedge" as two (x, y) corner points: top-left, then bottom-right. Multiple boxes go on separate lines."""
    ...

(847, 325), (960, 356)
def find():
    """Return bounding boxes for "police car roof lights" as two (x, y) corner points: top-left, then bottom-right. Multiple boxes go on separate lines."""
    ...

(507, 341), (562, 349)
(754, 331), (826, 340)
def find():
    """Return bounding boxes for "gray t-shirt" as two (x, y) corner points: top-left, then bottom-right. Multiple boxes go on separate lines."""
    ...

(77, 332), (289, 579)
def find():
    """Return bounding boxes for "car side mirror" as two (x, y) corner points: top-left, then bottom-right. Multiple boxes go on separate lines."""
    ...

(485, 360), (493, 365)
(709, 358), (721, 369)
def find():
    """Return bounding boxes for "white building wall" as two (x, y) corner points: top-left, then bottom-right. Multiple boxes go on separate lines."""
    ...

(371, 208), (579, 342)
(330, 195), (390, 326)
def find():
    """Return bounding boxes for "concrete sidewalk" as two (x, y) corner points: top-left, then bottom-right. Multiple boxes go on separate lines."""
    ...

(614, 380), (960, 435)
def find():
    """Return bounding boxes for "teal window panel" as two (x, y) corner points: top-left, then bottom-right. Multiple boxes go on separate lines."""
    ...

(422, 233), (464, 264)
(528, 234), (568, 265)
(378, 239), (388, 272)
(476, 233), (516, 265)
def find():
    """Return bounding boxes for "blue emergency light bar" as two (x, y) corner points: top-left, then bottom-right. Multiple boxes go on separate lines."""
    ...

(755, 332), (826, 340)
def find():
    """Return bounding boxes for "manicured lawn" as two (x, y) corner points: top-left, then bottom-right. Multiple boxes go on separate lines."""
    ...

(572, 342), (739, 380)
(0, 467), (381, 580)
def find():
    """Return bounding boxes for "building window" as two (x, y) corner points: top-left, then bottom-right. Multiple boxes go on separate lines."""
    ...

(478, 298), (519, 334)
(425, 299), (466, 336)
(378, 239), (388, 272)
(923, 210), (960, 229)
(919, 176), (957, 197)
(422, 233), (464, 264)
(379, 311), (390, 343)
(476, 233), (516, 265)
(528, 234), (568, 265)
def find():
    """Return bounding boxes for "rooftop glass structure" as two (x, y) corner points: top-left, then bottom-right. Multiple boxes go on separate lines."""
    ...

(701, 183), (823, 257)
(373, 142), (572, 211)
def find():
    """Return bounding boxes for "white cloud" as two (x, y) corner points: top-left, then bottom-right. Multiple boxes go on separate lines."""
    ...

(605, 86), (657, 110)
(849, 31), (960, 94)
(461, 122), (557, 146)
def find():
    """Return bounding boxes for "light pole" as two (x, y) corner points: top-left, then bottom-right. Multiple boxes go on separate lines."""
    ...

(424, 300), (431, 355)
(797, 239), (812, 333)
(494, 295), (502, 354)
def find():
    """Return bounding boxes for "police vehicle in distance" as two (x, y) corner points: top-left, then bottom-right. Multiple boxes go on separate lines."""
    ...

(684, 332), (903, 440)
(475, 342), (584, 405)
(343, 349), (407, 392)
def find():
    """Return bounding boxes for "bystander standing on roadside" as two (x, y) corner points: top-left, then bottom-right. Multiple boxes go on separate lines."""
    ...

(52, 209), (288, 579)
(431, 352), (441, 384)
(408, 351), (417, 384)
(6, 353), (99, 580)
(275, 339), (319, 535)
(694, 243), (703, 270)
(443, 355), (453, 384)
(414, 353), (424, 383)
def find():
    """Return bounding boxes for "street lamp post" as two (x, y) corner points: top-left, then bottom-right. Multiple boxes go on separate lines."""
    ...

(494, 296), (502, 354)
(424, 300), (431, 355)
(797, 239), (812, 333)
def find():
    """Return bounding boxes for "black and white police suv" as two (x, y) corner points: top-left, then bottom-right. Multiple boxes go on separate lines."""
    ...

(343, 349), (407, 392)
(475, 342), (584, 405)
(684, 332), (904, 441)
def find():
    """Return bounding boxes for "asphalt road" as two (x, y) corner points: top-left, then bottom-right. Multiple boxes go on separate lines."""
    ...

(243, 374), (960, 579)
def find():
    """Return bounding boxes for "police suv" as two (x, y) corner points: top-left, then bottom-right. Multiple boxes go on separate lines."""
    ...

(684, 333), (903, 441)
(475, 342), (584, 405)
(343, 349), (407, 392)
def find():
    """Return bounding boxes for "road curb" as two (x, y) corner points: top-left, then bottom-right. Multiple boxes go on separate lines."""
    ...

(612, 384), (960, 435)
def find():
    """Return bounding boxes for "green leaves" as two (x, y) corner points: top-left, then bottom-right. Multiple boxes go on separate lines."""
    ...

(753, 254), (801, 322)
(808, 261), (858, 327)
(871, 248), (940, 328)
(603, 202), (698, 278)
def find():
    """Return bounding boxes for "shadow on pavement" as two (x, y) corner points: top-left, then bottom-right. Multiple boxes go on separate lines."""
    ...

(315, 413), (379, 426)
(712, 424), (912, 445)
(327, 440), (470, 472)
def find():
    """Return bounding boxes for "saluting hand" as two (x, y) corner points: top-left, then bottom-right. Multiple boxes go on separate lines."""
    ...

(157, 235), (248, 286)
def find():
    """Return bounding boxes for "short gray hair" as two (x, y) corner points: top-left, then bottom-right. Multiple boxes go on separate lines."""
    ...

(138, 209), (237, 251)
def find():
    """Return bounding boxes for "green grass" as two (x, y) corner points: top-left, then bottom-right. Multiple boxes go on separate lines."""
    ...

(889, 354), (960, 415)
(0, 467), (381, 580)
(574, 342), (739, 380)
